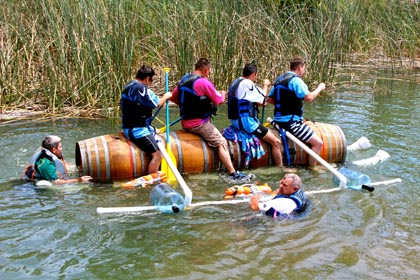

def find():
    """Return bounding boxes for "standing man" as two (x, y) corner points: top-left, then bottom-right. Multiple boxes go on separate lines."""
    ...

(250, 173), (309, 218)
(267, 57), (326, 167)
(24, 135), (92, 184)
(227, 63), (284, 167)
(170, 58), (254, 183)
(120, 65), (172, 174)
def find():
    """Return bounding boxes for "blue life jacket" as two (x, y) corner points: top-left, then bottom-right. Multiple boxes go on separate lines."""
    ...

(227, 78), (259, 121)
(23, 148), (69, 181)
(178, 74), (217, 120)
(272, 73), (303, 119)
(265, 189), (308, 217)
(120, 81), (153, 128)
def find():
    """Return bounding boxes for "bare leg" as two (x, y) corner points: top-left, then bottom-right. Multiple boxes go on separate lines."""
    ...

(148, 151), (163, 174)
(262, 131), (283, 166)
(217, 144), (235, 174)
(307, 134), (323, 166)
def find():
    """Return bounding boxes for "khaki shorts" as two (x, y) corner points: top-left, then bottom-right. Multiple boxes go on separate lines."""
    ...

(186, 122), (227, 148)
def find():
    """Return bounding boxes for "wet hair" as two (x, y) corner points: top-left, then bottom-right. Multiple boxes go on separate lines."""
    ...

(194, 58), (210, 71)
(290, 57), (306, 71)
(283, 173), (302, 189)
(42, 135), (61, 151)
(135, 65), (155, 80)
(243, 63), (258, 77)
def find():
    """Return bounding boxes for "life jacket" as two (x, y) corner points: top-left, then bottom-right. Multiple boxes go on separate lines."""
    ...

(272, 73), (303, 118)
(271, 189), (308, 213)
(120, 81), (153, 128)
(227, 78), (260, 121)
(23, 148), (69, 181)
(178, 74), (217, 120)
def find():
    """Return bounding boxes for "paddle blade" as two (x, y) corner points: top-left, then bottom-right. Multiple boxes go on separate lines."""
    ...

(161, 143), (177, 183)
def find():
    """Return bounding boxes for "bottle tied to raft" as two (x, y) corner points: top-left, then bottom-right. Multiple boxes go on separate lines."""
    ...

(333, 167), (374, 192)
(224, 183), (272, 199)
(150, 183), (185, 213)
(121, 171), (168, 189)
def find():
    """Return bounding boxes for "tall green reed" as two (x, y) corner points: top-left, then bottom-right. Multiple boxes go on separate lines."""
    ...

(1, 0), (418, 117)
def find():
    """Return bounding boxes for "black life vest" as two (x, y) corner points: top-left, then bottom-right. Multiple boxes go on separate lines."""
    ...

(120, 81), (153, 128)
(272, 73), (303, 118)
(178, 74), (217, 120)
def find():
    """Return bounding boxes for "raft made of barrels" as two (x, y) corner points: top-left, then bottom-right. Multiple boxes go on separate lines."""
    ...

(75, 121), (346, 181)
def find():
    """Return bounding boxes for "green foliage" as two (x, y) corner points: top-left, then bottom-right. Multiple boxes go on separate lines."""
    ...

(1, 0), (419, 116)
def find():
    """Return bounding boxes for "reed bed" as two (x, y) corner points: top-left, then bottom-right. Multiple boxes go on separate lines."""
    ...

(1, 0), (419, 117)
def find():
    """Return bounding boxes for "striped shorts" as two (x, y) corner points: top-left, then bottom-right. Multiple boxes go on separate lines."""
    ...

(277, 120), (314, 143)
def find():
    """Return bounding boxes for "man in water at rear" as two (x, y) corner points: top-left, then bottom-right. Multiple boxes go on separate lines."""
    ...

(24, 135), (92, 184)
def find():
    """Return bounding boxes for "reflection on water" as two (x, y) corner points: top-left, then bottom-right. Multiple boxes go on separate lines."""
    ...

(1, 68), (420, 279)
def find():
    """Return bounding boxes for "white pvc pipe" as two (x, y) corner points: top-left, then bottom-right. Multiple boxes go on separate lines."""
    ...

(96, 177), (402, 214)
(347, 136), (371, 151)
(157, 139), (193, 207)
(351, 149), (390, 166)
(267, 117), (347, 188)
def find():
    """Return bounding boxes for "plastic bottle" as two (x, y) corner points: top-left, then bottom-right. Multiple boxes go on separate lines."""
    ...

(150, 183), (185, 213)
(332, 167), (374, 192)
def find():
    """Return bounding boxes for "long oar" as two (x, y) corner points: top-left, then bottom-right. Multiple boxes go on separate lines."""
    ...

(160, 67), (177, 183)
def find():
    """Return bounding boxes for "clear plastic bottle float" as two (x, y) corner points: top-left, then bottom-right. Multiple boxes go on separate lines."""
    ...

(332, 167), (374, 192)
(121, 171), (168, 189)
(224, 183), (273, 199)
(150, 183), (185, 214)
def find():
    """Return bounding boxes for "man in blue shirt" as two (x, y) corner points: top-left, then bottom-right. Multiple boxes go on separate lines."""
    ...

(267, 57), (326, 167)
(120, 65), (172, 174)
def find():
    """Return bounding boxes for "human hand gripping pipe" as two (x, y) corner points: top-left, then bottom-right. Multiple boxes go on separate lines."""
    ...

(266, 117), (347, 188)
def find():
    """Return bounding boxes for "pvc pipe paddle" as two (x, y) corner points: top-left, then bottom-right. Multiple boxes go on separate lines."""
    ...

(267, 117), (347, 188)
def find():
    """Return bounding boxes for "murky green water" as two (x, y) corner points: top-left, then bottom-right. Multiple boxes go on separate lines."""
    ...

(1, 67), (419, 279)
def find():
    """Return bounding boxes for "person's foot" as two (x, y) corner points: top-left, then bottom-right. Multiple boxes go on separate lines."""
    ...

(308, 165), (326, 173)
(281, 166), (298, 173)
(226, 171), (256, 184)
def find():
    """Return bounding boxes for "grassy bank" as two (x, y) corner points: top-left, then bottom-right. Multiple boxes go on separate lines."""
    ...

(1, 0), (419, 117)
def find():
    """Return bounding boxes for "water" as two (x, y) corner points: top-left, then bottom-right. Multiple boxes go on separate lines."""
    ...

(1, 67), (420, 279)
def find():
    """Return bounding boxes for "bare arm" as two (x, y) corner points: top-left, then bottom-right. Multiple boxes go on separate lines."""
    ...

(157, 92), (172, 107)
(53, 175), (92, 184)
(304, 83), (326, 102)
(250, 194), (262, 211)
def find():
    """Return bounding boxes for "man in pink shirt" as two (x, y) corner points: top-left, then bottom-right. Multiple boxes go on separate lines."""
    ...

(170, 58), (254, 183)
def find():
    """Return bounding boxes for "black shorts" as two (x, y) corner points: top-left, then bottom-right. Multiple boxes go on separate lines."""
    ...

(252, 123), (269, 139)
(129, 133), (160, 154)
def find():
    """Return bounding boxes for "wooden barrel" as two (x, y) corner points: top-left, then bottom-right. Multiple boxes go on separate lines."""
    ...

(285, 121), (347, 165)
(75, 133), (149, 180)
(75, 123), (346, 180)
(166, 130), (218, 174)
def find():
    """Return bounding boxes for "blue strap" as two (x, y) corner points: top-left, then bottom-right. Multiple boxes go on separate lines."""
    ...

(280, 128), (291, 166)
